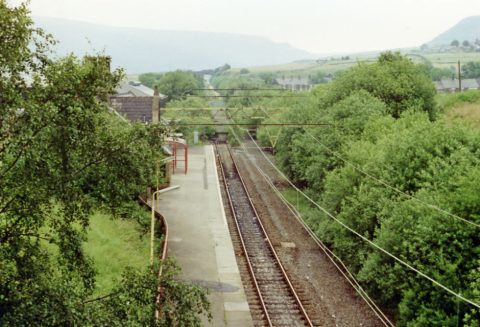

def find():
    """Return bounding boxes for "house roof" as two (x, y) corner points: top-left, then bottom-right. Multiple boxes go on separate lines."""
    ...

(433, 81), (444, 91)
(116, 81), (166, 98)
(440, 79), (458, 90)
(461, 78), (480, 89)
(275, 77), (311, 86)
(436, 78), (480, 91)
(110, 96), (157, 123)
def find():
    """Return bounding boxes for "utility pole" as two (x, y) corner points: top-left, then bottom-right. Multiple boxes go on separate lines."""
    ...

(458, 60), (462, 92)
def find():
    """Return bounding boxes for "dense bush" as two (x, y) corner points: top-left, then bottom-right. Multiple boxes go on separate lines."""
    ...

(156, 70), (203, 101)
(319, 112), (480, 325)
(272, 53), (480, 324)
(320, 52), (437, 119)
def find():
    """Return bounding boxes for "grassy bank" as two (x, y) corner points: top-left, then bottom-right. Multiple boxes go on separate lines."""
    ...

(84, 211), (151, 295)
(439, 90), (480, 129)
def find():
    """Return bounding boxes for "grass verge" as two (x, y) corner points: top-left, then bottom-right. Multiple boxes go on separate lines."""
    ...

(84, 211), (150, 295)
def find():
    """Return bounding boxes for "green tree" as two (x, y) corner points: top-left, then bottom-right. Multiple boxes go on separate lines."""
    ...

(272, 52), (480, 323)
(316, 111), (480, 324)
(91, 261), (210, 326)
(0, 1), (210, 324)
(258, 72), (277, 85)
(461, 61), (480, 78)
(139, 72), (163, 88)
(323, 51), (437, 119)
(275, 91), (387, 191)
(156, 70), (202, 101)
(451, 40), (460, 47)
(422, 61), (454, 81)
(463, 40), (471, 47)
(310, 70), (327, 84)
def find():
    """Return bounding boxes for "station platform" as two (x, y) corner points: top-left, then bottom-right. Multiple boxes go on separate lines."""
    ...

(157, 145), (253, 327)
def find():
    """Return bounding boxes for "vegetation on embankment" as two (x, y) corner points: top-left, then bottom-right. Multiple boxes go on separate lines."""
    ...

(255, 52), (480, 325)
(84, 210), (151, 296)
(439, 91), (480, 130)
(0, 2), (209, 325)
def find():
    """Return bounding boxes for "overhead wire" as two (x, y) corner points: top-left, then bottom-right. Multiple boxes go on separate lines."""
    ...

(255, 106), (480, 229)
(240, 129), (480, 309)
(192, 88), (288, 91)
(303, 130), (480, 228)
(258, 164), (394, 327)
(164, 95), (480, 309)
(167, 93), (480, 229)
(188, 95), (308, 98)
(227, 127), (394, 326)
(169, 87), (480, 309)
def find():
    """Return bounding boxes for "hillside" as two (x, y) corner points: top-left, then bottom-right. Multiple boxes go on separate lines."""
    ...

(34, 17), (315, 73)
(428, 16), (480, 46)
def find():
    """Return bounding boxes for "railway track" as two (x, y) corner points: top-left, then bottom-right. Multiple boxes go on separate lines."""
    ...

(216, 142), (313, 327)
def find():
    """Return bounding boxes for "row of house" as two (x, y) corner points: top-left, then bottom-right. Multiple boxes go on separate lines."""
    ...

(274, 77), (312, 91)
(434, 78), (480, 92)
(275, 76), (480, 94)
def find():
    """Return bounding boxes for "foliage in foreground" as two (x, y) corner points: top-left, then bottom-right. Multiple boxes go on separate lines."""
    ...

(0, 1), (209, 325)
(2, 259), (210, 326)
(89, 260), (210, 327)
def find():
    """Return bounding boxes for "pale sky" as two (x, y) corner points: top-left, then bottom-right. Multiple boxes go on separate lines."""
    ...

(8, 0), (480, 54)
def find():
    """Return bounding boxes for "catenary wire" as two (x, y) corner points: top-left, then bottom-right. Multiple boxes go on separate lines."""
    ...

(241, 128), (480, 309)
(255, 106), (480, 229)
(228, 127), (394, 326)
(303, 131), (480, 229)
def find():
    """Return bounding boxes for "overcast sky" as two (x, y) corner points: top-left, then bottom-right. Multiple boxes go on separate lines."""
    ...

(8, 0), (480, 54)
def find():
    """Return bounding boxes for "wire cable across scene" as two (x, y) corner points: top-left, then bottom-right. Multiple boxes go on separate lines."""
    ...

(239, 128), (480, 310)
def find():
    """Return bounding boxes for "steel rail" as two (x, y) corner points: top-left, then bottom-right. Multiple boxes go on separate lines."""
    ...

(218, 142), (313, 326)
(226, 144), (313, 327)
(254, 167), (394, 326)
(228, 127), (392, 325)
(215, 142), (273, 326)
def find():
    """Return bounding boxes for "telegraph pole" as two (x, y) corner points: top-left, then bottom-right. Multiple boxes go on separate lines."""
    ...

(458, 60), (462, 92)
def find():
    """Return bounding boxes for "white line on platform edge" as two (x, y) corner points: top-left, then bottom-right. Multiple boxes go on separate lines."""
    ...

(210, 145), (228, 226)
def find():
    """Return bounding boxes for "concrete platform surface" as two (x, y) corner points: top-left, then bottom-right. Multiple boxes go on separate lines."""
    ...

(157, 145), (253, 327)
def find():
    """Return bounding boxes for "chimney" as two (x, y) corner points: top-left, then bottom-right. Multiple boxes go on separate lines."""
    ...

(152, 86), (160, 124)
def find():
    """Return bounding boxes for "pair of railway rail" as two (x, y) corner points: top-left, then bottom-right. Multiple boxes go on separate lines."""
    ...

(215, 142), (314, 327)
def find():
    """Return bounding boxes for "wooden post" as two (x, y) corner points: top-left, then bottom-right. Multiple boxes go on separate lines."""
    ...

(458, 60), (462, 92)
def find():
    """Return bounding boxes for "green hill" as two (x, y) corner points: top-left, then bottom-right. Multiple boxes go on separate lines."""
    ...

(34, 17), (315, 73)
(428, 16), (480, 46)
